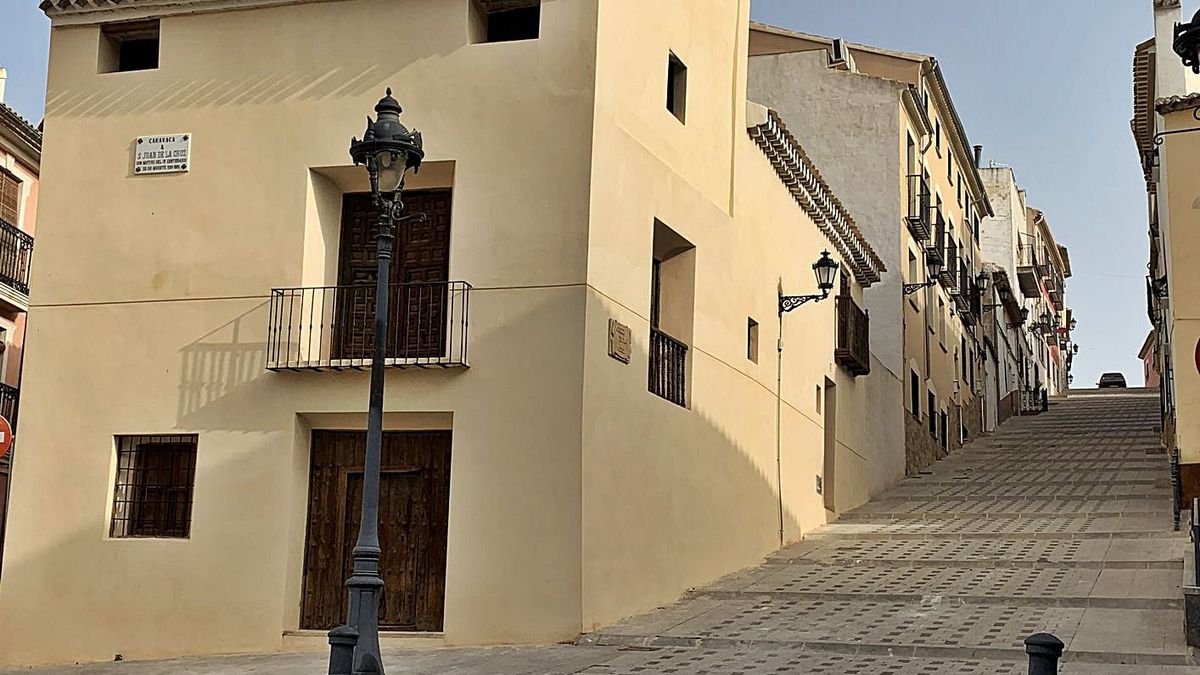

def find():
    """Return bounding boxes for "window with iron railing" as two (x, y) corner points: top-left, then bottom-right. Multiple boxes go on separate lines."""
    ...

(0, 217), (33, 296)
(648, 258), (688, 407)
(906, 174), (931, 241)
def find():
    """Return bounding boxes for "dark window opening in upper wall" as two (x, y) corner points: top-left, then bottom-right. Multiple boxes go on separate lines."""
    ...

(99, 20), (160, 73)
(472, 0), (540, 44)
(667, 52), (688, 123)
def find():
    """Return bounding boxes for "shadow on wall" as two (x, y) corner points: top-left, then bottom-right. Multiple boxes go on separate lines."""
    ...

(176, 301), (273, 432)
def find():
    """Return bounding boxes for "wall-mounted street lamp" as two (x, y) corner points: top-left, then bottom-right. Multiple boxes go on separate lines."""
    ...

(1176, 9), (1200, 73)
(779, 251), (839, 314)
(903, 250), (944, 296)
(327, 89), (425, 675)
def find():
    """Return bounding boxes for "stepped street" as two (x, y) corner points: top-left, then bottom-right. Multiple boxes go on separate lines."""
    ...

(6, 389), (1189, 674)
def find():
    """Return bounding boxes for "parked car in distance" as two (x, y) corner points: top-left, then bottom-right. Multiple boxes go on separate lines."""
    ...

(1098, 372), (1127, 388)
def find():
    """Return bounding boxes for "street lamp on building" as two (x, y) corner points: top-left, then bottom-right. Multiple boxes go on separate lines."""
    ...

(779, 251), (839, 314)
(328, 88), (425, 675)
(1175, 9), (1200, 73)
(903, 250), (944, 296)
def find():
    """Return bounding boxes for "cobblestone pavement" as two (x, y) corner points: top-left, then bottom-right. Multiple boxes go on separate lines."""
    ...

(5, 390), (1193, 674)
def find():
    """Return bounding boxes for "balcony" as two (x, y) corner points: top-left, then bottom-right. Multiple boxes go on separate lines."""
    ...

(835, 296), (871, 376)
(649, 328), (688, 407)
(939, 236), (958, 292)
(905, 174), (932, 241)
(0, 217), (33, 311)
(0, 382), (18, 428)
(265, 281), (471, 371)
(1016, 244), (1041, 299)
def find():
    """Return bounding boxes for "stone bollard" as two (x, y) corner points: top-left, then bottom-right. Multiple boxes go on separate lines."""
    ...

(327, 625), (360, 675)
(1025, 632), (1064, 675)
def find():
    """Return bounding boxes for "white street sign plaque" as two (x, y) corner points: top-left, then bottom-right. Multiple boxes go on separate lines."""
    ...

(134, 134), (191, 175)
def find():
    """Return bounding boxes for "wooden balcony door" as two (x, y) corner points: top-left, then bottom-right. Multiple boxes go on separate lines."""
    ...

(332, 190), (452, 361)
(300, 430), (452, 632)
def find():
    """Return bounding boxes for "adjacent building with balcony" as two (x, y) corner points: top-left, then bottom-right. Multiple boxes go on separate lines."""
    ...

(746, 25), (993, 476)
(979, 167), (1074, 424)
(0, 69), (38, 575)
(1132, 0), (1200, 502)
(0, 0), (895, 667)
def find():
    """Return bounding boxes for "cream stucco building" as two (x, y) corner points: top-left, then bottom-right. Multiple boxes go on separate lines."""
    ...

(979, 167), (1074, 422)
(0, 0), (900, 667)
(1134, 0), (1200, 503)
(746, 25), (994, 475)
(0, 69), (39, 574)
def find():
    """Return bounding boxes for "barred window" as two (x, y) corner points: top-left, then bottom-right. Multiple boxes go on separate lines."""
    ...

(110, 435), (197, 538)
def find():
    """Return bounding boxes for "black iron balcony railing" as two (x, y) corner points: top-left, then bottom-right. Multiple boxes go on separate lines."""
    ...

(0, 381), (18, 428)
(927, 210), (947, 267)
(649, 328), (687, 407)
(0, 217), (33, 297)
(939, 236), (959, 291)
(835, 296), (870, 376)
(266, 281), (471, 371)
(905, 174), (932, 241)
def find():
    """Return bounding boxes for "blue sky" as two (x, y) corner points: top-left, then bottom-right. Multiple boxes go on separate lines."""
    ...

(0, 1), (1171, 386)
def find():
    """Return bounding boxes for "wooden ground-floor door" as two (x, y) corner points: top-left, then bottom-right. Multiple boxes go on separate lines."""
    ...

(300, 430), (452, 632)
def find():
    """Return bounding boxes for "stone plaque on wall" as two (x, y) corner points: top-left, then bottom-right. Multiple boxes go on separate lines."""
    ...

(134, 134), (191, 175)
(608, 319), (632, 363)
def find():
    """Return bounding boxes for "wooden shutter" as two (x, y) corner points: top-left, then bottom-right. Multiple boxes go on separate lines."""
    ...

(0, 170), (19, 225)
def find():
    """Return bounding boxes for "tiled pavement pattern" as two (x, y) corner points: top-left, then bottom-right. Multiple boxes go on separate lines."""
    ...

(6, 391), (1194, 674)
(581, 389), (1198, 672)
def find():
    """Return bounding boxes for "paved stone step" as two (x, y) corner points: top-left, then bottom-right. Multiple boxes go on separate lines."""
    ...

(887, 483), (1171, 500)
(580, 647), (1035, 675)
(583, 597), (1192, 666)
(808, 514), (1181, 540)
(769, 537), (1187, 569)
(694, 562), (1180, 609)
(845, 498), (1171, 518)
(898, 472), (1166, 486)
(931, 459), (1166, 470)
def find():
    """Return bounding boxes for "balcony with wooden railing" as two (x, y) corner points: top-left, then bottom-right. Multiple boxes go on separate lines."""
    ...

(649, 328), (688, 407)
(835, 296), (871, 376)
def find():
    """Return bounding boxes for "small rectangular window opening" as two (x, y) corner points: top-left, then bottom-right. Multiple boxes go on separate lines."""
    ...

(100, 20), (160, 73)
(747, 318), (759, 363)
(477, 1), (540, 44)
(109, 434), (198, 538)
(667, 52), (688, 123)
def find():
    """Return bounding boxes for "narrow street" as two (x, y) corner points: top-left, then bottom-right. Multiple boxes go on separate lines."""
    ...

(582, 388), (1194, 673)
(4, 390), (1191, 674)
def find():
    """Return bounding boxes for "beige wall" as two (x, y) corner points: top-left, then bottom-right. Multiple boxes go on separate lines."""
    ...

(579, 0), (890, 632)
(0, 0), (599, 665)
(1161, 110), (1200, 466)
(0, 0), (902, 668)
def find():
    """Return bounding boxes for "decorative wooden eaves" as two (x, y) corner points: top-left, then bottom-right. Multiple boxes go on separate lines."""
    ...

(747, 104), (885, 287)
(40, 0), (342, 24)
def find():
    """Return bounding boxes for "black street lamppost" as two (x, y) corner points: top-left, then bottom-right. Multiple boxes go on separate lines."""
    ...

(779, 251), (840, 314)
(328, 89), (425, 675)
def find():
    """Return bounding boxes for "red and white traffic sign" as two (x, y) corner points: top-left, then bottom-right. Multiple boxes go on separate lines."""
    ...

(0, 415), (13, 459)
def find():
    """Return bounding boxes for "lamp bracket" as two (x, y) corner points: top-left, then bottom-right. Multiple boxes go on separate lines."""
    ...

(779, 292), (829, 315)
(903, 280), (937, 296)
(1153, 107), (1200, 146)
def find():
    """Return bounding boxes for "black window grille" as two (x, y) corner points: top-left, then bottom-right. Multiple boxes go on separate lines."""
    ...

(910, 371), (921, 420)
(110, 434), (198, 539)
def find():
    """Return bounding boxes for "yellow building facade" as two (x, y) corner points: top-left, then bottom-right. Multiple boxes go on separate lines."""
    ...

(746, 25), (992, 476)
(0, 0), (894, 667)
